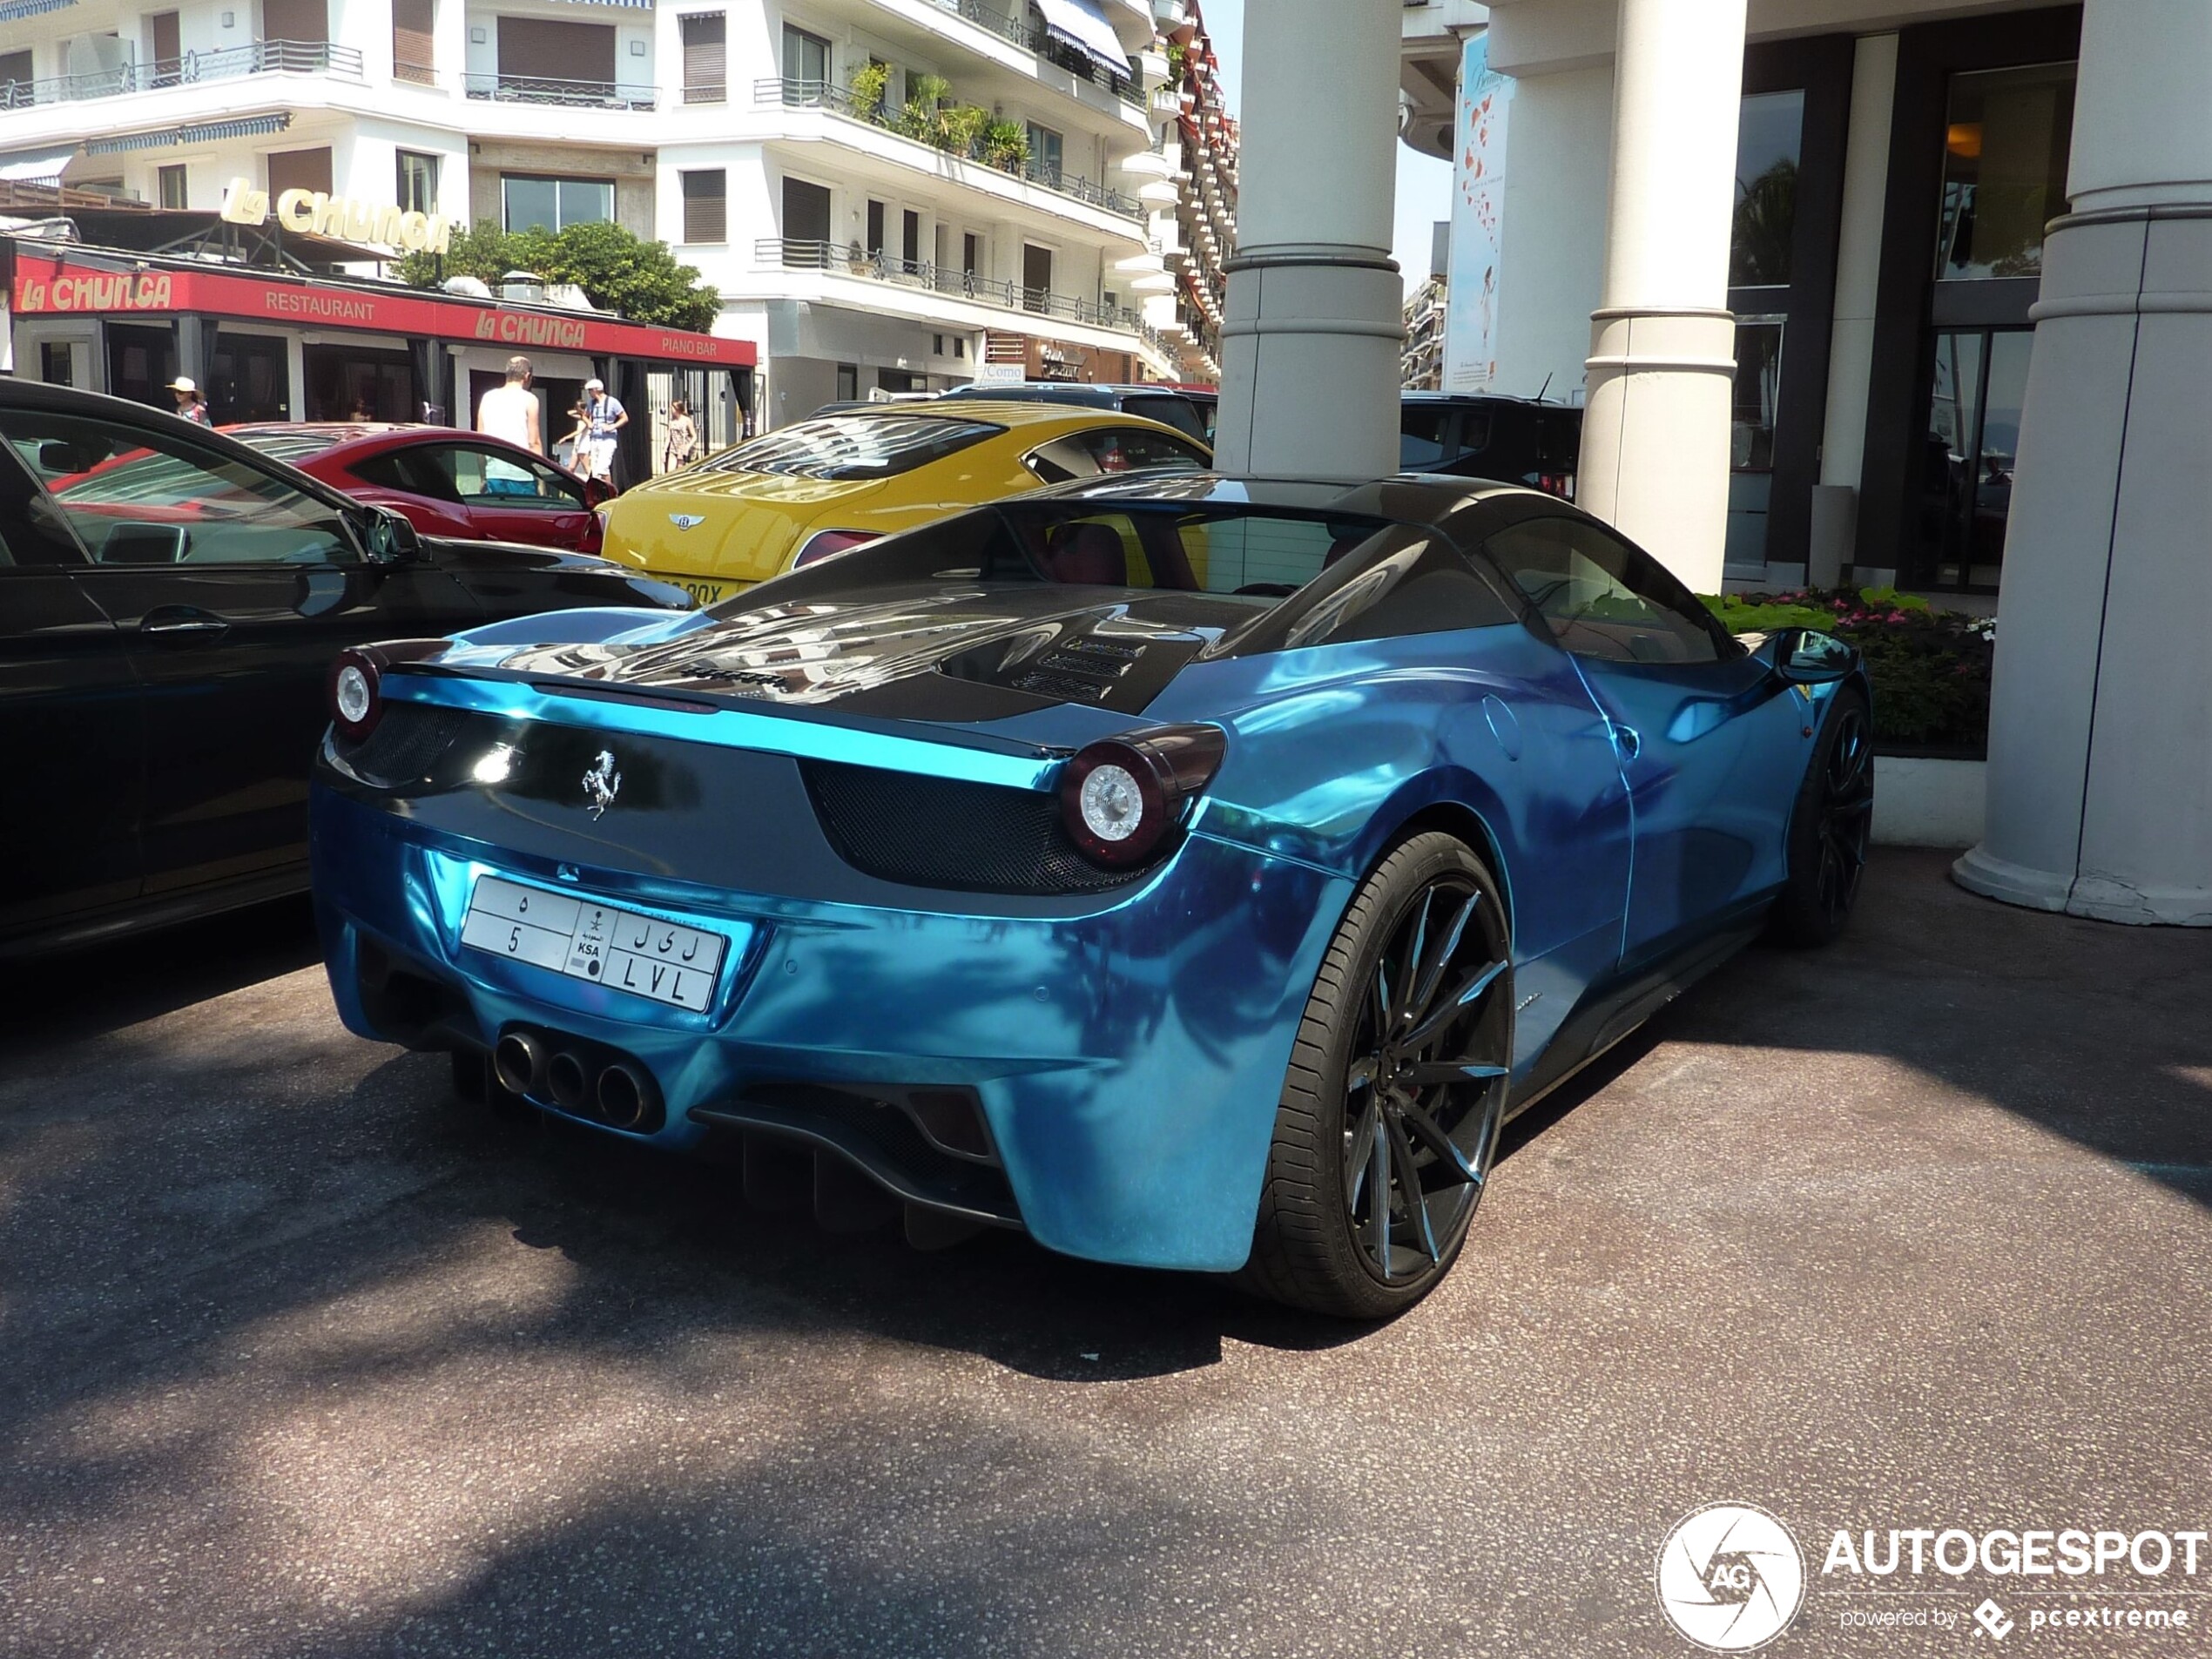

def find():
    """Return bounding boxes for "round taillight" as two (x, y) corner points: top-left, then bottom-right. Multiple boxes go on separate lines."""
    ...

(1058, 725), (1228, 870)
(328, 650), (383, 742)
(327, 639), (449, 744)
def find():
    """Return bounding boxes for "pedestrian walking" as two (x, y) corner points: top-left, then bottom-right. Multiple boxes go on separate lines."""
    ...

(475, 354), (542, 455)
(663, 397), (698, 472)
(582, 377), (629, 488)
(167, 376), (210, 425)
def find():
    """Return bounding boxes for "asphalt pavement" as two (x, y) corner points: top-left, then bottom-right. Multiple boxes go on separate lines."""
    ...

(3, 851), (2209, 1658)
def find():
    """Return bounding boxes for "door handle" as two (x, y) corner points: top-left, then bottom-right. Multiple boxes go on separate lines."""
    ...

(140, 608), (230, 642)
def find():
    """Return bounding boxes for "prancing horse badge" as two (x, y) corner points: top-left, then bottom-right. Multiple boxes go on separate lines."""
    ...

(581, 749), (622, 819)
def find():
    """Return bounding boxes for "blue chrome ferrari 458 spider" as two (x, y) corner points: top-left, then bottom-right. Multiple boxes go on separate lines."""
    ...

(310, 474), (1871, 1317)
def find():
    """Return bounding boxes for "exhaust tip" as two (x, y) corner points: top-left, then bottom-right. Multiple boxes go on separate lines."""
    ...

(493, 1030), (545, 1097)
(596, 1062), (655, 1130)
(546, 1050), (590, 1111)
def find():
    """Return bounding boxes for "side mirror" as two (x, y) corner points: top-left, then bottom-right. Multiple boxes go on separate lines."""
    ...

(583, 476), (616, 509)
(361, 505), (425, 564)
(1763, 625), (1855, 685)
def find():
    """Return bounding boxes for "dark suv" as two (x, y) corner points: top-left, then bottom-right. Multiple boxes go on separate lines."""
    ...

(1401, 393), (1581, 499)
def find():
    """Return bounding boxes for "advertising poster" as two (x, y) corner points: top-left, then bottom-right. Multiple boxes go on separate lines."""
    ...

(1443, 32), (1513, 390)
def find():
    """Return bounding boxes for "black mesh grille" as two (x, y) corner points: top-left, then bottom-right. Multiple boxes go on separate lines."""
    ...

(800, 759), (1142, 894)
(339, 703), (471, 788)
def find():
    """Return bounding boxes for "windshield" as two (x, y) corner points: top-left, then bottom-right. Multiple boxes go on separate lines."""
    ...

(701, 415), (1003, 481)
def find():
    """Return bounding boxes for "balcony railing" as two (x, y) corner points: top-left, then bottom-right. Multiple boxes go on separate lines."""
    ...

(756, 79), (1141, 218)
(910, 0), (1143, 106)
(0, 39), (362, 108)
(759, 238), (1170, 358)
(463, 71), (658, 110)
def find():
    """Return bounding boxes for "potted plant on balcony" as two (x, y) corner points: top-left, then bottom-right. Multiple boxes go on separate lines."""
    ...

(848, 59), (891, 121)
(981, 118), (1029, 174)
(898, 71), (949, 141)
(940, 102), (989, 160)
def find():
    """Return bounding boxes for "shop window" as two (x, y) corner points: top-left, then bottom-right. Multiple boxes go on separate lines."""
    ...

(1730, 90), (1803, 288)
(502, 175), (612, 233)
(835, 364), (859, 402)
(396, 150), (439, 215)
(1726, 317), (1786, 569)
(683, 13), (726, 103)
(1912, 327), (2031, 590)
(681, 170), (726, 245)
(158, 165), (188, 210)
(303, 343), (415, 422)
(39, 342), (75, 388)
(106, 323), (178, 414)
(1935, 63), (2076, 281)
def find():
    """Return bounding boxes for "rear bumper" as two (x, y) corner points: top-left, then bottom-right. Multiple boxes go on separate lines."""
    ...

(310, 785), (1346, 1271)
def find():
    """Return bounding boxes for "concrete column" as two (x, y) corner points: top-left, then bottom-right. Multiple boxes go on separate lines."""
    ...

(1491, 63), (1614, 402)
(1577, 0), (1745, 592)
(1955, 0), (2212, 925)
(1212, 0), (1401, 481)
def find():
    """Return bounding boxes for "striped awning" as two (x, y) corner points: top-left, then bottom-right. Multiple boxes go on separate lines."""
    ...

(1035, 0), (1131, 75)
(0, 0), (78, 21)
(84, 113), (292, 154)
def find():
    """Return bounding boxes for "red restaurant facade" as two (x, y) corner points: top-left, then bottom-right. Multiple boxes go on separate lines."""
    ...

(3, 240), (756, 477)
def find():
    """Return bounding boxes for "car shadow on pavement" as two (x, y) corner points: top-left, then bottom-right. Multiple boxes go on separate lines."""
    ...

(0, 895), (321, 1064)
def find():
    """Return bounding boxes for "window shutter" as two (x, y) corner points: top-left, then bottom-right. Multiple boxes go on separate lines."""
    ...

(681, 13), (725, 105)
(393, 0), (433, 84)
(266, 146), (334, 200)
(682, 169), (726, 245)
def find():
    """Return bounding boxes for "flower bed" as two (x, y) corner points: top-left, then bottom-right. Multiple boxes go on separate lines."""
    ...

(1700, 587), (1995, 755)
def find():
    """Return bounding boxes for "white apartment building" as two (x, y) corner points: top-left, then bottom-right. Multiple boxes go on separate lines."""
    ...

(0, 0), (1210, 426)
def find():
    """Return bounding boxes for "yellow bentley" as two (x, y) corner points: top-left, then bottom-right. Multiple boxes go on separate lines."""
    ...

(598, 401), (1213, 606)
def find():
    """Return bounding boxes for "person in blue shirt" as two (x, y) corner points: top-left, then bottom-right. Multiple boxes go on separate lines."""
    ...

(580, 378), (629, 487)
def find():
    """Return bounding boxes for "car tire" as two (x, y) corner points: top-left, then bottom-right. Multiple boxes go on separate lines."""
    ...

(1241, 831), (1514, 1320)
(1765, 687), (1874, 948)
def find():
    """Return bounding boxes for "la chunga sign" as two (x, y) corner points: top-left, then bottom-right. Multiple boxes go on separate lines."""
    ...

(219, 177), (454, 255)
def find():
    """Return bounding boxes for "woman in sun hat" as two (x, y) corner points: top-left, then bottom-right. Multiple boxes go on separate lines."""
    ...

(167, 376), (210, 425)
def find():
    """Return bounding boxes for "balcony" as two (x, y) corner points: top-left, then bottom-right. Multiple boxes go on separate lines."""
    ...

(464, 71), (658, 110)
(0, 40), (363, 109)
(758, 237), (1170, 357)
(908, 0), (1144, 106)
(756, 79), (1142, 219)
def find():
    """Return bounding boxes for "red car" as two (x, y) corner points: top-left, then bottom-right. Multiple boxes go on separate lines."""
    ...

(224, 423), (614, 555)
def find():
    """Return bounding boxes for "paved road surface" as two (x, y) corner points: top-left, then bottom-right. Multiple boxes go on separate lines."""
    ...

(3, 853), (2209, 1656)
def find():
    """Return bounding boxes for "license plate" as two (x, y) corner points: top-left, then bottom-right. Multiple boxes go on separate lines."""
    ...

(460, 876), (728, 1011)
(657, 573), (727, 607)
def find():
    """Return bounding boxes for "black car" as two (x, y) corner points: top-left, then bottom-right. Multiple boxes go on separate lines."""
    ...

(0, 379), (691, 958)
(1401, 393), (1582, 498)
(937, 381), (1214, 444)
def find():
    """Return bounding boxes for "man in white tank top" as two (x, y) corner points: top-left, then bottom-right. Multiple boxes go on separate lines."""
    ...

(475, 355), (542, 455)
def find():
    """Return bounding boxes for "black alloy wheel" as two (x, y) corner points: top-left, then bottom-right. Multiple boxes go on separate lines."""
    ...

(1768, 689), (1874, 947)
(1244, 833), (1514, 1318)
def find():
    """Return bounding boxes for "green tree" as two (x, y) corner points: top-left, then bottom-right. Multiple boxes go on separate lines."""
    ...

(395, 219), (720, 332)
